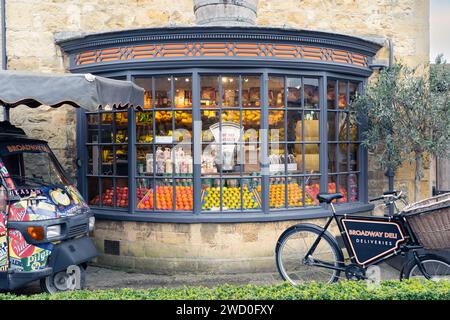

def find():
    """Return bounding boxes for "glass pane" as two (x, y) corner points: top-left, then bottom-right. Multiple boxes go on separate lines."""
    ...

(268, 76), (284, 108)
(287, 78), (302, 108)
(287, 176), (303, 208)
(201, 179), (221, 211)
(101, 146), (113, 175)
(222, 110), (240, 125)
(290, 143), (320, 175)
(327, 112), (337, 141)
(201, 144), (220, 175)
(175, 179), (193, 211)
(116, 145), (128, 176)
(174, 111), (192, 143)
(155, 179), (173, 211)
(327, 175), (339, 203)
(136, 178), (154, 210)
(100, 113), (113, 143)
(349, 173), (359, 202)
(202, 110), (219, 142)
(173, 145), (193, 176)
(269, 110), (285, 142)
(101, 178), (114, 207)
(87, 145), (100, 175)
(87, 177), (99, 206)
(201, 76), (219, 108)
(244, 177), (262, 209)
(349, 144), (359, 172)
(349, 115), (359, 141)
(269, 177), (286, 208)
(339, 175), (349, 203)
(269, 144), (285, 175)
(241, 143), (260, 174)
(135, 78), (153, 109)
(154, 76), (172, 108)
(155, 111), (173, 141)
(222, 76), (239, 108)
(87, 114), (99, 143)
(221, 178), (242, 210)
(136, 112), (153, 143)
(174, 76), (192, 108)
(242, 110), (260, 132)
(115, 178), (128, 208)
(338, 81), (348, 110)
(327, 80), (336, 109)
(115, 112), (128, 141)
(304, 78), (319, 109)
(242, 76), (261, 108)
(289, 111), (320, 142)
(338, 144), (348, 172)
(154, 145), (173, 176)
(328, 143), (338, 173)
(349, 82), (358, 104)
(136, 145), (153, 176)
(286, 110), (302, 142)
(337, 112), (349, 141)
(305, 175), (321, 206)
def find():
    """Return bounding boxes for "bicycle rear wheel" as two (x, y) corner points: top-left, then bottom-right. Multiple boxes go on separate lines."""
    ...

(275, 224), (344, 285)
(403, 254), (450, 281)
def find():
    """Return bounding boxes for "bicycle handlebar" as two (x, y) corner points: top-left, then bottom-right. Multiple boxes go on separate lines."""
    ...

(369, 190), (405, 203)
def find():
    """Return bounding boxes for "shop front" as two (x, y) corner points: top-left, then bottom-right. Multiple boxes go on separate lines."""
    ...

(57, 26), (382, 273)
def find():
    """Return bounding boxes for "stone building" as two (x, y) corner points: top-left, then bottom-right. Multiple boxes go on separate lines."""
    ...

(0, 1), (437, 274)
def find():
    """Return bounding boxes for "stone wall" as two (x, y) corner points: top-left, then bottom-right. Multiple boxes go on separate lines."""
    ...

(93, 218), (344, 274)
(2, 0), (430, 195)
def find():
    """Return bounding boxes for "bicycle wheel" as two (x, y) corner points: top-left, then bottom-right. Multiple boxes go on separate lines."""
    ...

(275, 224), (344, 285)
(403, 254), (450, 281)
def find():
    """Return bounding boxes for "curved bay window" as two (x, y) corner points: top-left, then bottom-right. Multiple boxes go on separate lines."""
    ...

(66, 26), (381, 221)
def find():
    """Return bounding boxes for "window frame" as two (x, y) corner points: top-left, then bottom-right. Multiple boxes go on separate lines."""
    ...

(76, 68), (370, 221)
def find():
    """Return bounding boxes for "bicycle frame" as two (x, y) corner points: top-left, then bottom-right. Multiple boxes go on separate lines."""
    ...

(304, 202), (422, 272)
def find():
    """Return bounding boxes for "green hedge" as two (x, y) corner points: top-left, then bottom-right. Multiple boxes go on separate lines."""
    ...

(0, 279), (449, 300)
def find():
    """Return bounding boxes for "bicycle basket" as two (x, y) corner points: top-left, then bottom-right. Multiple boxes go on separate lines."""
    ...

(402, 193), (450, 249)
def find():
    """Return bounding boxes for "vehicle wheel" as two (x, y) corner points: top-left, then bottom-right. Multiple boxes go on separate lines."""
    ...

(275, 224), (344, 285)
(403, 254), (450, 281)
(40, 265), (86, 294)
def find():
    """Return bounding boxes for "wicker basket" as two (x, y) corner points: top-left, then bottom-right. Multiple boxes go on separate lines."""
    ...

(402, 193), (450, 249)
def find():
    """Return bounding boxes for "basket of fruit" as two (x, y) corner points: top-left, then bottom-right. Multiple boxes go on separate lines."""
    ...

(402, 193), (450, 249)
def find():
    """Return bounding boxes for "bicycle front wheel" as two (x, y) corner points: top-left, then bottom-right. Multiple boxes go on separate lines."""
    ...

(275, 224), (344, 285)
(403, 254), (450, 281)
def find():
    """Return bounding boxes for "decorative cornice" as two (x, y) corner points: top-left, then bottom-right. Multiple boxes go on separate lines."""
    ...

(55, 26), (383, 73)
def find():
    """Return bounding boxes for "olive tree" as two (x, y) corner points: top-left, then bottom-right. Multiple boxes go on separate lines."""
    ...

(351, 56), (450, 201)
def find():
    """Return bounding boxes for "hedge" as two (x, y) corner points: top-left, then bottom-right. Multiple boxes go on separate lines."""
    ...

(0, 279), (448, 300)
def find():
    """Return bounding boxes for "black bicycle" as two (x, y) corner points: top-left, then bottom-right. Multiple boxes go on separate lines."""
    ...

(275, 191), (450, 284)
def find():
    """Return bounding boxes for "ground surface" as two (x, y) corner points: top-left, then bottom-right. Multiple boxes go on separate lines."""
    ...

(8, 262), (400, 295)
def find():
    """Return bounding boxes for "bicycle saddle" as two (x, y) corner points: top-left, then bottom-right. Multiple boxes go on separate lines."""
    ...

(317, 193), (343, 204)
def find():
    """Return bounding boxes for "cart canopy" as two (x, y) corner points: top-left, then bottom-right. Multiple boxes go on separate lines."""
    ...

(0, 70), (144, 111)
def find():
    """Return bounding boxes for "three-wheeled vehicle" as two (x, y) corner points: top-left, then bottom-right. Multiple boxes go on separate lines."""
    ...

(0, 71), (144, 293)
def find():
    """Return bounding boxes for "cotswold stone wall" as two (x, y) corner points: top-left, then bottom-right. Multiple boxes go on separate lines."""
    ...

(93, 218), (344, 274)
(1, 1), (430, 193)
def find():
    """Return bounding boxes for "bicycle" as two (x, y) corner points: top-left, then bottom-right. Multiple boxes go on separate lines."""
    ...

(275, 191), (450, 284)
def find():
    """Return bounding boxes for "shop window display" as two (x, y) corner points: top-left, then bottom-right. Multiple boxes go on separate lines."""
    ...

(327, 80), (360, 203)
(268, 76), (321, 209)
(84, 73), (362, 216)
(200, 75), (262, 212)
(87, 109), (129, 208)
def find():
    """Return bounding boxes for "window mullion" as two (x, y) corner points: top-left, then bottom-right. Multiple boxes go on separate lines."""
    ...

(320, 75), (328, 200)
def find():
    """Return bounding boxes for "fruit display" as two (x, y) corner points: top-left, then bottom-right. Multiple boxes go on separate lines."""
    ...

(137, 185), (193, 211)
(261, 182), (317, 208)
(325, 182), (348, 203)
(201, 185), (261, 210)
(90, 186), (129, 208)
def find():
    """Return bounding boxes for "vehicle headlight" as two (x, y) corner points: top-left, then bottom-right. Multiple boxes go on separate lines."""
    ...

(89, 216), (95, 232)
(46, 225), (61, 239)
